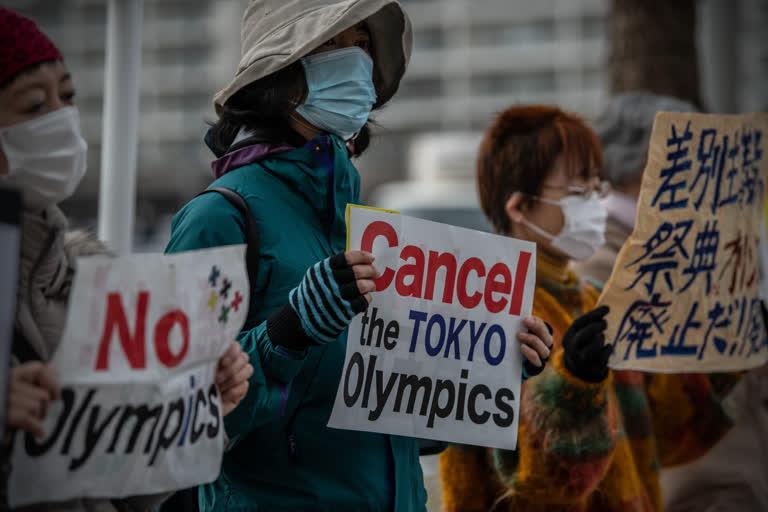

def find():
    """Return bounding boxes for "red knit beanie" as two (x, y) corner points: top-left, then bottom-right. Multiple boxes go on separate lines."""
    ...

(0, 7), (63, 85)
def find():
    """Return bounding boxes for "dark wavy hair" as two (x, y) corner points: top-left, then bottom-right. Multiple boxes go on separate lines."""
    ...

(207, 60), (373, 158)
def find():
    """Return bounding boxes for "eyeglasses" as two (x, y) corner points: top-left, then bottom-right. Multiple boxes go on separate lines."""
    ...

(539, 180), (611, 199)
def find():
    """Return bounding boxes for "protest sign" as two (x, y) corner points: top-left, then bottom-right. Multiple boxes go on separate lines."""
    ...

(598, 112), (768, 372)
(328, 206), (536, 450)
(8, 245), (249, 507)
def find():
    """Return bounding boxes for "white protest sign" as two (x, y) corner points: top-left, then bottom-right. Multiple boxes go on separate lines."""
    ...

(328, 206), (536, 450)
(9, 245), (249, 507)
(599, 112), (768, 372)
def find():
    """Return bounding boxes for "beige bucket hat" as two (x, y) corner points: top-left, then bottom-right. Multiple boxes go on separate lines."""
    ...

(213, 0), (413, 113)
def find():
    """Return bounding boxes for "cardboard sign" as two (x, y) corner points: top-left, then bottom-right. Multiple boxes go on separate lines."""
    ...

(8, 245), (249, 507)
(328, 206), (536, 450)
(599, 112), (768, 372)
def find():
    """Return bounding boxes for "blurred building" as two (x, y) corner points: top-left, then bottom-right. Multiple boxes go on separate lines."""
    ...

(358, 0), (611, 202)
(698, 0), (768, 115)
(3, 0), (767, 251)
(5, 0), (248, 249)
(361, 0), (768, 198)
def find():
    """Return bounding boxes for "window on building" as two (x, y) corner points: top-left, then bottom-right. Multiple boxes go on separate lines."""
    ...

(397, 78), (443, 98)
(414, 27), (445, 50)
(471, 71), (556, 95)
(471, 20), (555, 46)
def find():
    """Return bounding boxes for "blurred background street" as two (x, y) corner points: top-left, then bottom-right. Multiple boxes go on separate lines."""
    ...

(3, 1), (767, 509)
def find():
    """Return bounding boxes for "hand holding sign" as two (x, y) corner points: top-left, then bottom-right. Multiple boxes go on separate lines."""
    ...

(343, 250), (381, 304)
(562, 306), (612, 382)
(6, 361), (60, 439)
(280, 251), (377, 345)
(216, 341), (253, 416)
(519, 315), (554, 371)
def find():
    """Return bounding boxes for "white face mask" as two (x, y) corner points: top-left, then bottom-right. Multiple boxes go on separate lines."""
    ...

(522, 191), (607, 261)
(0, 106), (87, 210)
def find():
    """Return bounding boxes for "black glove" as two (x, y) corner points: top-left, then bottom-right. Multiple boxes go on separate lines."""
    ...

(562, 305), (612, 383)
(267, 252), (369, 350)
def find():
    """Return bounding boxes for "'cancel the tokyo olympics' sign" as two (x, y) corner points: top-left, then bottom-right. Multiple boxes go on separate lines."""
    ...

(329, 206), (536, 450)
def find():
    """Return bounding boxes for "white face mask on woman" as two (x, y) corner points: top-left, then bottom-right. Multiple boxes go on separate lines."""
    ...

(0, 106), (87, 210)
(521, 191), (607, 261)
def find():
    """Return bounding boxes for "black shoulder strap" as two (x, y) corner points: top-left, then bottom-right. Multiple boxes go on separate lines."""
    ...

(196, 187), (260, 320)
(196, 187), (327, 460)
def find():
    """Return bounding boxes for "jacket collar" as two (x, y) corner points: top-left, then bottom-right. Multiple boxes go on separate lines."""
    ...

(213, 133), (360, 243)
(211, 142), (293, 178)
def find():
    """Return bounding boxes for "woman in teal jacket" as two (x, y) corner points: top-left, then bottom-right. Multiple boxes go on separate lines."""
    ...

(166, 1), (553, 510)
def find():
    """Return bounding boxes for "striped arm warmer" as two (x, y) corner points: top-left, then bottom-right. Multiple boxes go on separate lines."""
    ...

(267, 253), (369, 350)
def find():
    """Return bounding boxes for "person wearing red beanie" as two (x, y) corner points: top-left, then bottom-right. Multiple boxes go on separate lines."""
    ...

(0, 7), (254, 511)
(0, 6), (63, 85)
(0, 6), (83, 209)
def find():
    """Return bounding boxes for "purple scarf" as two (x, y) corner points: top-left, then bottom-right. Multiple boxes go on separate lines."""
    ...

(211, 143), (293, 179)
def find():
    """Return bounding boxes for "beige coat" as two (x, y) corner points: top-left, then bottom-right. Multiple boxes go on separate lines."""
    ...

(2, 206), (168, 512)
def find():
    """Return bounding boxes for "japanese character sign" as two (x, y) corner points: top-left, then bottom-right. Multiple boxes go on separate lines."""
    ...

(599, 112), (768, 372)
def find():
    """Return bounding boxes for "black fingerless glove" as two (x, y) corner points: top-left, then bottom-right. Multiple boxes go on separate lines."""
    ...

(267, 252), (369, 350)
(562, 305), (612, 383)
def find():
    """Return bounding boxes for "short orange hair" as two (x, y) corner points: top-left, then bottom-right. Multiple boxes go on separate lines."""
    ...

(477, 105), (603, 234)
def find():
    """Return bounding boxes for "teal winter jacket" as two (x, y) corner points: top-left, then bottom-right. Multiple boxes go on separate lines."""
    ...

(165, 134), (427, 512)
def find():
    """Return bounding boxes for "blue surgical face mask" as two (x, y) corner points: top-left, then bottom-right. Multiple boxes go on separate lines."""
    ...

(295, 47), (377, 141)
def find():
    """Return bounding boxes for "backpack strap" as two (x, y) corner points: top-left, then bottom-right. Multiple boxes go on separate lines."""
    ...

(196, 187), (260, 321)
(195, 186), (326, 463)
